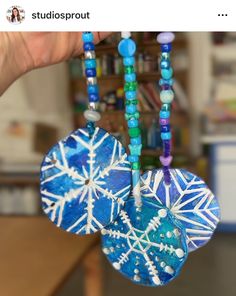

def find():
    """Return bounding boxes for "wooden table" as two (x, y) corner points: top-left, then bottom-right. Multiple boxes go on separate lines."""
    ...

(0, 216), (102, 296)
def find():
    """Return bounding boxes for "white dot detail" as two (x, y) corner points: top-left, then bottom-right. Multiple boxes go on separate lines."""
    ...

(158, 209), (167, 218)
(175, 248), (185, 258)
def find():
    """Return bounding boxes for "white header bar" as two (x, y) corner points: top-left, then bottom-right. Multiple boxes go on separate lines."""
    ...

(0, 0), (235, 31)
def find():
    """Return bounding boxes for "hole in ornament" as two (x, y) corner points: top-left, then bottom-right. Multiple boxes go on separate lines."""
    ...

(85, 179), (90, 185)
(51, 159), (57, 164)
(51, 203), (55, 207)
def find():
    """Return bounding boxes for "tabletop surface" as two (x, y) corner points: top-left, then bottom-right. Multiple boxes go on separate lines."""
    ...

(0, 216), (98, 296)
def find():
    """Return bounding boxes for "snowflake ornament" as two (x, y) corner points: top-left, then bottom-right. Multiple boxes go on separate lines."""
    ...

(40, 127), (131, 235)
(141, 169), (220, 252)
(101, 198), (188, 286)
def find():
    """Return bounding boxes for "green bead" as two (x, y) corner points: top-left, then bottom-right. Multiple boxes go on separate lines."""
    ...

(132, 161), (141, 170)
(125, 99), (138, 105)
(128, 127), (140, 138)
(125, 111), (140, 120)
(124, 81), (138, 91)
(162, 103), (171, 111)
(161, 52), (170, 60)
(125, 66), (135, 74)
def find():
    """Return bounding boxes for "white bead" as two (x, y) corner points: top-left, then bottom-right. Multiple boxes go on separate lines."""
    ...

(121, 31), (131, 39)
(157, 32), (175, 44)
(160, 90), (174, 104)
(84, 110), (101, 122)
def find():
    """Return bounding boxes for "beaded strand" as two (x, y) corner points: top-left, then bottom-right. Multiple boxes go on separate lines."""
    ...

(157, 32), (175, 185)
(118, 32), (142, 207)
(82, 32), (101, 136)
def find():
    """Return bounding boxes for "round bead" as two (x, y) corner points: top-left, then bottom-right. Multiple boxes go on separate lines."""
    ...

(161, 132), (172, 140)
(125, 91), (136, 99)
(161, 68), (173, 80)
(118, 39), (136, 57)
(121, 31), (131, 39)
(85, 68), (96, 77)
(83, 42), (95, 51)
(125, 66), (134, 74)
(161, 43), (172, 52)
(125, 99), (138, 105)
(128, 127), (140, 138)
(127, 119), (139, 128)
(159, 118), (170, 125)
(160, 60), (170, 69)
(123, 57), (135, 66)
(130, 136), (141, 145)
(157, 32), (175, 44)
(125, 73), (136, 82)
(88, 93), (99, 102)
(160, 90), (174, 104)
(84, 51), (96, 59)
(159, 155), (173, 166)
(132, 161), (141, 170)
(161, 125), (170, 133)
(87, 85), (98, 94)
(128, 155), (139, 163)
(126, 105), (137, 114)
(159, 110), (170, 119)
(84, 110), (101, 122)
(84, 59), (96, 69)
(82, 32), (94, 43)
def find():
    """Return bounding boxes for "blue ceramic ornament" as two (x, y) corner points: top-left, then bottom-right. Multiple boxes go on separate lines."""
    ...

(40, 127), (131, 235)
(101, 198), (188, 286)
(141, 169), (220, 252)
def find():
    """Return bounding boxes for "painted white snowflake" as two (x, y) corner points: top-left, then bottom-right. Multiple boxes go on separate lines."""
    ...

(40, 127), (131, 235)
(141, 169), (220, 251)
(101, 198), (188, 286)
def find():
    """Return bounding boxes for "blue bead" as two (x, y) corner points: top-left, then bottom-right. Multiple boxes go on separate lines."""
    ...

(123, 57), (135, 66)
(128, 155), (139, 163)
(159, 110), (170, 119)
(125, 73), (136, 82)
(125, 91), (136, 99)
(161, 43), (172, 52)
(161, 68), (173, 80)
(161, 132), (172, 140)
(160, 60), (170, 69)
(161, 125), (170, 133)
(118, 39), (136, 57)
(87, 85), (99, 94)
(85, 68), (96, 77)
(159, 78), (174, 86)
(126, 105), (137, 114)
(84, 59), (96, 69)
(82, 32), (94, 43)
(127, 119), (139, 128)
(89, 93), (99, 102)
(128, 144), (142, 156)
(83, 42), (95, 51)
(130, 136), (141, 145)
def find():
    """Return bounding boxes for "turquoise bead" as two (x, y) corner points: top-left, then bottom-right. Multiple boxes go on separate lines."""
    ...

(127, 119), (139, 128)
(125, 91), (136, 99)
(130, 136), (141, 145)
(82, 32), (94, 42)
(159, 110), (170, 119)
(128, 155), (139, 162)
(118, 39), (136, 57)
(125, 73), (136, 82)
(160, 60), (170, 69)
(85, 59), (96, 69)
(128, 144), (142, 156)
(87, 85), (99, 94)
(123, 57), (135, 66)
(161, 68), (173, 80)
(126, 105), (137, 114)
(161, 132), (172, 140)
(160, 90), (174, 104)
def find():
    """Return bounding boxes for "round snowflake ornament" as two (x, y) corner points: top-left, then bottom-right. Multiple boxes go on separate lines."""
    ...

(40, 127), (131, 235)
(141, 169), (220, 252)
(101, 198), (188, 286)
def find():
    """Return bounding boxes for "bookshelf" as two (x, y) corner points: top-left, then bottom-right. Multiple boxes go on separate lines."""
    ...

(69, 32), (192, 170)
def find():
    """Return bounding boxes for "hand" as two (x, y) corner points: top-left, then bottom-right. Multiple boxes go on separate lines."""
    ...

(0, 32), (110, 95)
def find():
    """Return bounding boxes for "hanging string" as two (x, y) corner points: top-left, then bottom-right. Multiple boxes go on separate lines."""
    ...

(157, 32), (175, 185)
(118, 32), (142, 207)
(82, 32), (101, 137)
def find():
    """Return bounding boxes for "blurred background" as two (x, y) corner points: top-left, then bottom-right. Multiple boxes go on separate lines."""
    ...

(0, 32), (235, 296)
